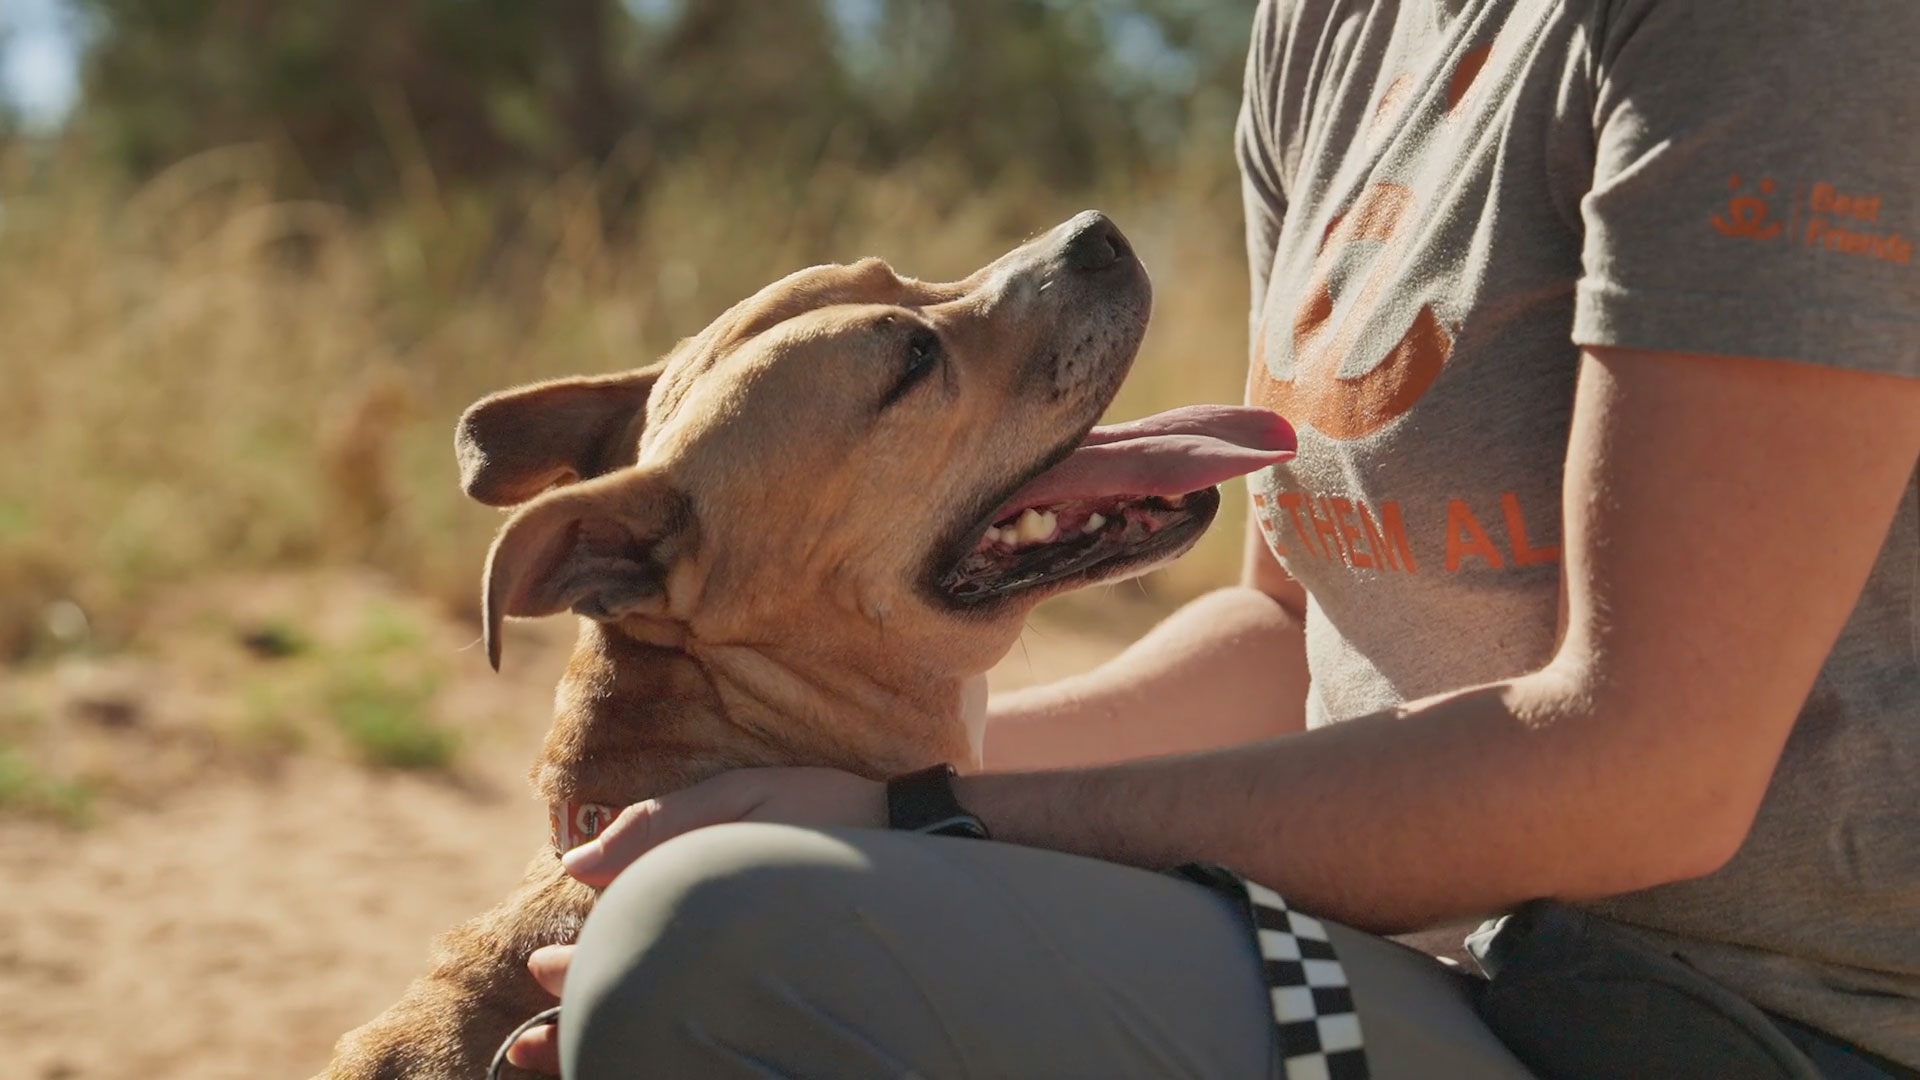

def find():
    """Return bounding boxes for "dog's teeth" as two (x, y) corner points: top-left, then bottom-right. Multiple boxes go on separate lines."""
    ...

(983, 527), (1001, 544)
(1016, 508), (1056, 545)
(1015, 509), (1043, 544)
(1083, 513), (1106, 534)
(1166, 494), (1186, 508)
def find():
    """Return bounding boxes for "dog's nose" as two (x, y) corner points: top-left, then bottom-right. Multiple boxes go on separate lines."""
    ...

(1064, 212), (1130, 272)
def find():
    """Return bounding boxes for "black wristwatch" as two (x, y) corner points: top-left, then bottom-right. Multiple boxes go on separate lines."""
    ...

(885, 764), (990, 839)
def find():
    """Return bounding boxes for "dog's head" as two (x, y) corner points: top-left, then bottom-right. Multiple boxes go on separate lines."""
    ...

(459, 212), (1293, 705)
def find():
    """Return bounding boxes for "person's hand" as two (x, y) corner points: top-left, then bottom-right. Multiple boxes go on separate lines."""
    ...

(505, 767), (885, 1070)
(504, 944), (573, 1074)
(559, 766), (886, 888)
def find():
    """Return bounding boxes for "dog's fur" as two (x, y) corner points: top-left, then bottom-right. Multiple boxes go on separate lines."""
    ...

(320, 213), (1201, 1079)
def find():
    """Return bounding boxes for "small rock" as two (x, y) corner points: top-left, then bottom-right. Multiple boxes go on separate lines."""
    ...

(238, 622), (306, 659)
(43, 600), (89, 646)
(71, 696), (140, 729)
(56, 662), (146, 730)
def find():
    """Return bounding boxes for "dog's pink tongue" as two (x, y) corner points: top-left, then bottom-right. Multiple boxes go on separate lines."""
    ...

(995, 406), (1296, 515)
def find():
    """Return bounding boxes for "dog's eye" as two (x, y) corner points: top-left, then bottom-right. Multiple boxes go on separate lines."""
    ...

(905, 330), (940, 378)
(882, 329), (942, 409)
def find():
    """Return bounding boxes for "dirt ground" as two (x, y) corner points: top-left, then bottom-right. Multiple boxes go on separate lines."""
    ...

(0, 575), (1132, 1080)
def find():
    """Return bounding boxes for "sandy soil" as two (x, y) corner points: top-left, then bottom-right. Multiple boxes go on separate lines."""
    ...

(0, 578), (1131, 1080)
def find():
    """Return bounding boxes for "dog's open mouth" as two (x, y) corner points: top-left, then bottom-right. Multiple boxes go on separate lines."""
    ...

(940, 405), (1296, 603)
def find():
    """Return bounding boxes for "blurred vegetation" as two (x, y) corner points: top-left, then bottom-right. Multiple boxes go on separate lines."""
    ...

(0, 0), (1259, 668)
(322, 605), (457, 769)
(0, 742), (97, 825)
(66, 0), (1250, 203)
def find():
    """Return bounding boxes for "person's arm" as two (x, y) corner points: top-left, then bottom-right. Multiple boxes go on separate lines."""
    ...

(558, 346), (1917, 939)
(957, 346), (1919, 931)
(980, 523), (1311, 770)
(985, 2), (1315, 772)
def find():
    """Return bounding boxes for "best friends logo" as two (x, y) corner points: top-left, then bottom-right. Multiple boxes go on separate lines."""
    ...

(1712, 175), (1911, 266)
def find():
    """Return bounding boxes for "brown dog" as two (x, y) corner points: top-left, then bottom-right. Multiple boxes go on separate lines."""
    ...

(318, 212), (1294, 1079)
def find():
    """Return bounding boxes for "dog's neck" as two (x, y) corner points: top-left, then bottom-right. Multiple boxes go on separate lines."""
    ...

(531, 620), (975, 808)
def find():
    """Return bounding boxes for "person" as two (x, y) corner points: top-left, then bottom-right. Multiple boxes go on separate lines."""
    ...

(506, 0), (1919, 1075)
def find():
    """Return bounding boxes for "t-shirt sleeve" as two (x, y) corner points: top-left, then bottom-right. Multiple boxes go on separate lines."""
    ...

(1237, 0), (1295, 333)
(1574, 0), (1919, 377)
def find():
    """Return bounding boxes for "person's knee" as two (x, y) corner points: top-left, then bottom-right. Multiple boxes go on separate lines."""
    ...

(558, 823), (882, 1075)
(558, 825), (1285, 1080)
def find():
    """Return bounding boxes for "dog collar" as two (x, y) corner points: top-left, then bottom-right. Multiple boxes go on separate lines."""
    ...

(549, 800), (620, 854)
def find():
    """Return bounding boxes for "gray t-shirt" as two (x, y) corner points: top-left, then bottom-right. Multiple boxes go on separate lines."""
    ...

(1237, 0), (1918, 1063)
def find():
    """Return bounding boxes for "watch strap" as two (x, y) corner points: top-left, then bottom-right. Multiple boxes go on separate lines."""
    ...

(885, 764), (989, 839)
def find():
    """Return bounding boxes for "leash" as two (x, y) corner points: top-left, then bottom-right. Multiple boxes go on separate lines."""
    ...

(488, 1005), (563, 1080)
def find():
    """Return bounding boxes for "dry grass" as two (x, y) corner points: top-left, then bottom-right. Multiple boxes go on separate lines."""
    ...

(0, 141), (1254, 665)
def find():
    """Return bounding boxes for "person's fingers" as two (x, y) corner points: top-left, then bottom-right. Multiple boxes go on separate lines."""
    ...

(506, 1022), (561, 1075)
(559, 799), (661, 887)
(527, 944), (573, 998)
(562, 775), (757, 886)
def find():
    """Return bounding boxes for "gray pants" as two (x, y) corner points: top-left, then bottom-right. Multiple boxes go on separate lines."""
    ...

(556, 823), (1537, 1078)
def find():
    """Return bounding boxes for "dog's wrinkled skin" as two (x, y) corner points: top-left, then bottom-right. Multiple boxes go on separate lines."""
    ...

(321, 213), (1190, 1079)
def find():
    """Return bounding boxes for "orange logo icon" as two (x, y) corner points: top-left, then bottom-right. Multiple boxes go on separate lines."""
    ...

(1712, 175), (1783, 240)
(1250, 183), (1454, 441)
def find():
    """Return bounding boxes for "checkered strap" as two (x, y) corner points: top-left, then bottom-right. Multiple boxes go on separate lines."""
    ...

(1175, 864), (1371, 1080)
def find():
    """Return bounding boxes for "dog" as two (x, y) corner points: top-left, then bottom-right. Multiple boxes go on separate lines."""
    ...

(318, 211), (1296, 1078)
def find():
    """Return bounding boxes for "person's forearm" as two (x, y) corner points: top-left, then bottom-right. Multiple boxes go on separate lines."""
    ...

(961, 668), (1750, 934)
(983, 586), (1309, 770)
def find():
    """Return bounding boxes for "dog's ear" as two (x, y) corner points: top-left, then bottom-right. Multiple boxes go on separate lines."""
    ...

(455, 363), (666, 507)
(482, 470), (693, 669)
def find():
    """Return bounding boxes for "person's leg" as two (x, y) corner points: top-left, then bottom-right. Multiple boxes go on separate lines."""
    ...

(559, 823), (1537, 1079)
